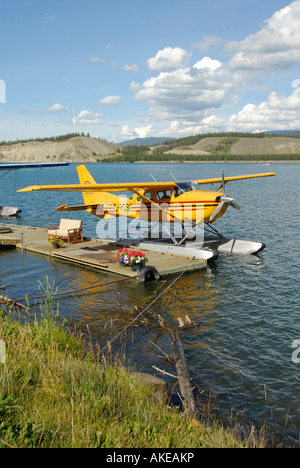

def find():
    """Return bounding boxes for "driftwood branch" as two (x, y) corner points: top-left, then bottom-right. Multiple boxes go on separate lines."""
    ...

(152, 366), (178, 380)
(170, 329), (197, 419)
(0, 295), (27, 309)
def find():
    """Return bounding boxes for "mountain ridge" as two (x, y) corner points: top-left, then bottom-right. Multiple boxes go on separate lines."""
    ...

(118, 137), (172, 147)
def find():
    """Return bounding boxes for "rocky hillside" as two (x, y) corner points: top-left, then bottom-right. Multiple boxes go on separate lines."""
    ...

(163, 135), (300, 156)
(0, 136), (121, 163)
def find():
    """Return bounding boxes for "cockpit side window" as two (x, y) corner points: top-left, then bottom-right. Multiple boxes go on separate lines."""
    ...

(156, 190), (172, 201)
(137, 192), (153, 202)
(145, 192), (153, 201)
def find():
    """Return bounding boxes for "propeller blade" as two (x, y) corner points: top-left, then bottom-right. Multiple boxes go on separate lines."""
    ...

(209, 202), (225, 223)
(228, 200), (243, 211)
(209, 195), (243, 224)
(220, 195), (243, 211)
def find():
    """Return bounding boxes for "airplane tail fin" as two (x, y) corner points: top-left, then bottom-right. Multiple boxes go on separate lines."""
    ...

(76, 164), (122, 214)
(76, 164), (97, 205)
(77, 164), (97, 185)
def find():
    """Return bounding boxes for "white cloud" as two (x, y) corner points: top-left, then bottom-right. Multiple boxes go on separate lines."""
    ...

(47, 103), (69, 112)
(98, 95), (121, 105)
(29, 103), (69, 113)
(191, 36), (221, 53)
(135, 57), (239, 121)
(202, 115), (225, 129)
(229, 0), (300, 71)
(132, 2), (300, 137)
(193, 57), (222, 71)
(147, 47), (192, 72)
(121, 125), (133, 138)
(121, 124), (152, 139)
(228, 87), (300, 131)
(134, 125), (152, 138)
(130, 81), (141, 92)
(158, 121), (180, 137)
(158, 116), (226, 138)
(72, 110), (103, 125)
(89, 57), (107, 63)
(123, 64), (140, 73)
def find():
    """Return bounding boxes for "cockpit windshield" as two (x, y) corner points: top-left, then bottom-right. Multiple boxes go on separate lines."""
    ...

(174, 181), (198, 197)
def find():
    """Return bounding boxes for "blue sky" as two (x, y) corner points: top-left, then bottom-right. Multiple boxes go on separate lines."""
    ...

(1, 0), (300, 142)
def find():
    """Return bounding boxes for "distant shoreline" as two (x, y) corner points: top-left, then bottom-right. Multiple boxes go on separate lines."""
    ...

(125, 160), (300, 164)
(2, 159), (299, 165)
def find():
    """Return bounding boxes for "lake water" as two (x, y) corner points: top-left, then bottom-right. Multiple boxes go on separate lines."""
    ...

(1, 162), (300, 446)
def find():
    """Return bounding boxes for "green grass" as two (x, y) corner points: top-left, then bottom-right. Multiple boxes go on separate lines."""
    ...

(0, 291), (267, 448)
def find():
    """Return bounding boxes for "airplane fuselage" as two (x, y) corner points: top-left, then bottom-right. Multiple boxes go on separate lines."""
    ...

(91, 188), (227, 225)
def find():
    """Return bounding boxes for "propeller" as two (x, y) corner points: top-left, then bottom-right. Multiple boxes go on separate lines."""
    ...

(208, 170), (242, 223)
(220, 195), (242, 211)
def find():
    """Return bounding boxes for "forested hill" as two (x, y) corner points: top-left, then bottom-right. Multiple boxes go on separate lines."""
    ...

(106, 132), (300, 161)
(1, 132), (300, 163)
(156, 131), (300, 154)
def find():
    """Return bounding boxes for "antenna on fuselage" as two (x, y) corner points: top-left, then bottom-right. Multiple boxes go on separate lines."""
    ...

(221, 169), (225, 193)
(149, 173), (158, 182)
(170, 172), (177, 182)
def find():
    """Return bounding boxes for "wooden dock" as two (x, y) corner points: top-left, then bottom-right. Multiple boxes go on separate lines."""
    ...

(0, 224), (208, 279)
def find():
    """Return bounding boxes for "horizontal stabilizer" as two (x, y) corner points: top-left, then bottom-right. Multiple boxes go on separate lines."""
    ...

(55, 204), (117, 219)
(55, 204), (99, 212)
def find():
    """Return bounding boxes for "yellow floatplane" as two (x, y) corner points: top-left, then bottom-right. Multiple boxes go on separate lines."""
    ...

(18, 164), (276, 255)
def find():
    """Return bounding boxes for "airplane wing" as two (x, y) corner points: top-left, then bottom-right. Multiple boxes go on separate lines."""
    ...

(18, 182), (176, 193)
(0, 162), (70, 171)
(17, 172), (276, 193)
(195, 172), (276, 185)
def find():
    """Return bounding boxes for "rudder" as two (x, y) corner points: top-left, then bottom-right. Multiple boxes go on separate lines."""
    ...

(77, 164), (97, 185)
(77, 164), (97, 205)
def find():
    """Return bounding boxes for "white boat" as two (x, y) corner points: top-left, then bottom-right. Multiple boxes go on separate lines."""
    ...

(0, 206), (22, 217)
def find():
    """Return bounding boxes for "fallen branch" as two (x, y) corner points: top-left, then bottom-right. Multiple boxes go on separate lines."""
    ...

(152, 366), (178, 380)
(0, 295), (27, 309)
(170, 329), (197, 419)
